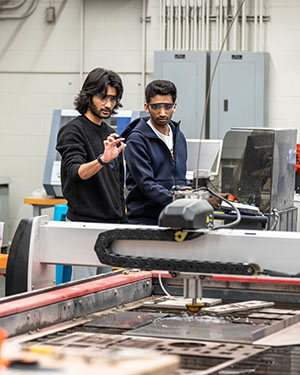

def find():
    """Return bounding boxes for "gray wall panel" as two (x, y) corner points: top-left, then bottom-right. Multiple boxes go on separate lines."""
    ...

(210, 52), (269, 140)
(154, 51), (208, 139)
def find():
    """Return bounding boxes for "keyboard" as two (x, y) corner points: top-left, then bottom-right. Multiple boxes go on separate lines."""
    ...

(220, 201), (260, 215)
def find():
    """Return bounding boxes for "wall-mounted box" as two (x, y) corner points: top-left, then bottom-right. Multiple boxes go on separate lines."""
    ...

(209, 52), (269, 140)
(154, 51), (208, 139)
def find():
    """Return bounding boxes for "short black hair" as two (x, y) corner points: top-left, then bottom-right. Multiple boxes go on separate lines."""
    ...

(74, 67), (123, 115)
(145, 79), (177, 104)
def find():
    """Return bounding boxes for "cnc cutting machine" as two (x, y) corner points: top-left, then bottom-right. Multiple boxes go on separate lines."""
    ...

(5, 208), (300, 296)
(2, 200), (300, 374)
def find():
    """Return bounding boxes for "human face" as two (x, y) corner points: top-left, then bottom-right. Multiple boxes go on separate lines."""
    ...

(145, 94), (176, 129)
(89, 86), (118, 121)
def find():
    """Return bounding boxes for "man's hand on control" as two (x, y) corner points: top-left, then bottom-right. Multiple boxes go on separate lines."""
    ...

(208, 196), (221, 209)
(102, 133), (126, 163)
(208, 193), (232, 209)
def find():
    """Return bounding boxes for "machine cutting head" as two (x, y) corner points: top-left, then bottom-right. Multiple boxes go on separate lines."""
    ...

(185, 302), (206, 314)
(158, 198), (214, 230)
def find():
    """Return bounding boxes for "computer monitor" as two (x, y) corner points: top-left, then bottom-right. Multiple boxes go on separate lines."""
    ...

(186, 139), (223, 180)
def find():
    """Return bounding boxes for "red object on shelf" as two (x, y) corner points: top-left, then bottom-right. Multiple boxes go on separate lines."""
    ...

(296, 144), (300, 174)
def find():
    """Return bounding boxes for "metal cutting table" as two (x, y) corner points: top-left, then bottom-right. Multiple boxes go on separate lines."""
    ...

(2, 215), (300, 374)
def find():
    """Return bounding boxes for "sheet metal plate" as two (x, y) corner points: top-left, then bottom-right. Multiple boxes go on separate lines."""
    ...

(84, 311), (167, 330)
(127, 316), (265, 343)
(143, 297), (222, 309)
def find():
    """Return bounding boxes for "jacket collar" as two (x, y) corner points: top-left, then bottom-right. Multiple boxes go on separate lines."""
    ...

(121, 116), (181, 139)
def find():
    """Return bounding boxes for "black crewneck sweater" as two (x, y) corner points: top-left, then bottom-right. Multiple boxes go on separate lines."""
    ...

(56, 115), (126, 223)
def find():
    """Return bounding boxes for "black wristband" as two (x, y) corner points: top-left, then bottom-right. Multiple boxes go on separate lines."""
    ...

(97, 154), (109, 166)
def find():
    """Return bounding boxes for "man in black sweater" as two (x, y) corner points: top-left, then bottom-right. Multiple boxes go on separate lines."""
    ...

(56, 67), (126, 279)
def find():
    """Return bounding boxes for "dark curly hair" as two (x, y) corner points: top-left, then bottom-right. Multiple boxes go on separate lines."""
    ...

(145, 79), (177, 104)
(74, 68), (123, 115)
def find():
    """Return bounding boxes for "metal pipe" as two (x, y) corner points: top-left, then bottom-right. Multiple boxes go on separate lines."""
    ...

(0, 0), (38, 20)
(141, 0), (147, 107)
(193, 0), (197, 50)
(206, 0), (210, 50)
(201, 0), (205, 50)
(215, 0), (220, 50)
(178, 0), (182, 49)
(254, 0), (258, 51)
(224, 0), (229, 50)
(201, 0), (206, 50)
(79, 0), (85, 86)
(232, 0), (238, 50)
(198, 0), (202, 50)
(185, 0), (189, 50)
(0, 70), (144, 75)
(219, 0), (223, 50)
(182, 0), (186, 49)
(159, 0), (163, 49)
(166, 0), (171, 49)
(162, 0), (166, 49)
(170, 0), (174, 50)
(174, 0), (178, 49)
(241, 0), (246, 51)
(259, 0), (263, 51)
(190, 0), (194, 49)
(0, 0), (27, 10)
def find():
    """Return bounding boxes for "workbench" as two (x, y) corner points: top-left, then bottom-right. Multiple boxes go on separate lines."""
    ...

(24, 197), (67, 216)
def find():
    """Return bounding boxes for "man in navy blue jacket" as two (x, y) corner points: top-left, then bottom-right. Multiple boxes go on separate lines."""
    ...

(122, 80), (187, 225)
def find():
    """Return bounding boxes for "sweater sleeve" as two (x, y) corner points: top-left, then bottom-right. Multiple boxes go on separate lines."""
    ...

(56, 124), (86, 181)
(118, 151), (127, 220)
(125, 133), (172, 207)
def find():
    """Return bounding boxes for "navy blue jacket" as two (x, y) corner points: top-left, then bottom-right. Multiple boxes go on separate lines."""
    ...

(122, 117), (187, 225)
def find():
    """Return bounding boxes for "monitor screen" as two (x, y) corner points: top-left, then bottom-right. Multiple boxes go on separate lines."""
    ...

(236, 132), (274, 209)
(186, 139), (223, 180)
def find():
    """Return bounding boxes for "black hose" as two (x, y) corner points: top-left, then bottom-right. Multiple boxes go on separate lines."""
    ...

(206, 187), (242, 230)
